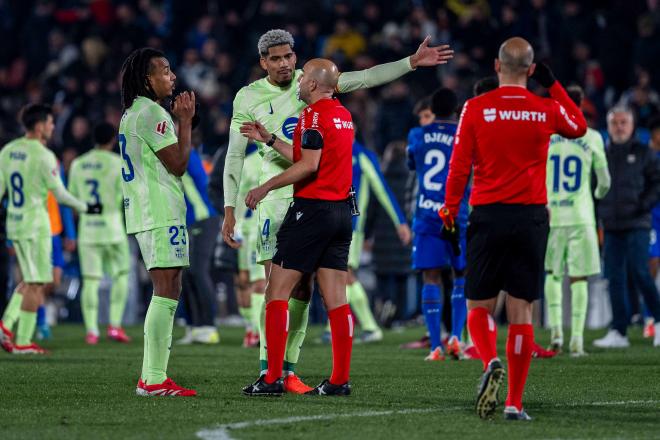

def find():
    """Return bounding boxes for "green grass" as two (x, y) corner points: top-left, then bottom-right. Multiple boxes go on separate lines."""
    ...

(1, 325), (659, 439)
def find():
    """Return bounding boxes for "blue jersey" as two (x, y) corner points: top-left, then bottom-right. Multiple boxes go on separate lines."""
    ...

(407, 121), (469, 235)
(352, 142), (406, 233)
(653, 151), (660, 230)
(183, 148), (218, 225)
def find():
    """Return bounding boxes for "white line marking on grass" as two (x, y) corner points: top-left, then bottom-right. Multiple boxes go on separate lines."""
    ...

(196, 400), (660, 440)
(196, 407), (460, 440)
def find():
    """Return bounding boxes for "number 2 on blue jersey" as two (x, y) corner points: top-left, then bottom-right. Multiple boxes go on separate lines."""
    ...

(118, 133), (135, 182)
(423, 150), (446, 192)
(550, 154), (582, 193)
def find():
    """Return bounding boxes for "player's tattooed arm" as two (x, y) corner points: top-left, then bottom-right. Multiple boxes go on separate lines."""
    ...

(156, 91), (195, 177)
(240, 121), (293, 162)
(336, 36), (453, 93)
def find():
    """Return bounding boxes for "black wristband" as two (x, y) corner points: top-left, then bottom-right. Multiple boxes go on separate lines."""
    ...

(266, 133), (277, 147)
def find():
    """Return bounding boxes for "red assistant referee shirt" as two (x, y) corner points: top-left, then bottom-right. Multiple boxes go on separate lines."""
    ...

(444, 81), (587, 217)
(292, 97), (354, 201)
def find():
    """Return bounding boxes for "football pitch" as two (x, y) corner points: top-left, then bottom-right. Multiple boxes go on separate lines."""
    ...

(2, 325), (659, 440)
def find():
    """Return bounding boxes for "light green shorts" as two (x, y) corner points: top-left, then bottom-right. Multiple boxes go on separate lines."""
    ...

(14, 236), (53, 283)
(348, 231), (364, 270)
(135, 225), (189, 271)
(238, 222), (266, 283)
(545, 225), (601, 277)
(79, 239), (130, 278)
(256, 198), (292, 263)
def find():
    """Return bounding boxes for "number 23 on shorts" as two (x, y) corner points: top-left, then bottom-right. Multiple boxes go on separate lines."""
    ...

(169, 225), (187, 245)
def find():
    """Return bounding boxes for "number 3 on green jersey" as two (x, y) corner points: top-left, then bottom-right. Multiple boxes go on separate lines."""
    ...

(118, 96), (185, 234)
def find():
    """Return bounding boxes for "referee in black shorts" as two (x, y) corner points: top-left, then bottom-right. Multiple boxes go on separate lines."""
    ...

(239, 58), (357, 396)
(440, 37), (587, 420)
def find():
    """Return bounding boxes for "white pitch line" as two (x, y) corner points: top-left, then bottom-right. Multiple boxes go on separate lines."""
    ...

(196, 407), (457, 440)
(196, 400), (660, 440)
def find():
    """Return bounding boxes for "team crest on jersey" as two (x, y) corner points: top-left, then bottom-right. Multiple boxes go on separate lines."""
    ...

(282, 117), (298, 140)
(483, 108), (496, 122)
(155, 120), (168, 136)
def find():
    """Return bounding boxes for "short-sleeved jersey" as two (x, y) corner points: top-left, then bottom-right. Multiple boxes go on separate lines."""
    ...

(0, 137), (65, 239)
(407, 121), (469, 234)
(230, 69), (307, 202)
(445, 82), (587, 217)
(292, 98), (354, 200)
(69, 149), (127, 243)
(547, 128), (608, 227)
(118, 96), (185, 234)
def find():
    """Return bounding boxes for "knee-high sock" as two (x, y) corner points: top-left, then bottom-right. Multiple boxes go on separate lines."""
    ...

(422, 284), (443, 350)
(328, 304), (353, 385)
(265, 300), (289, 383)
(467, 307), (498, 370)
(259, 298), (267, 373)
(451, 277), (467, 340)
(239, 306), (252, 330)
(109, 272), (129, 327)
(15, 310), (37, 346)
(251, 293), (264, 334)
(283, 298), (309, 373)
(505, 324), (534, 411)
(570, 280), (588, 340)
(347, 281), (380, 332)
(81, 277), (101, 335)
(545, 275), (563, 338)
(37, 305), (46, 327)
(2, 290), (23, 329)
(142, 296), (178, 385)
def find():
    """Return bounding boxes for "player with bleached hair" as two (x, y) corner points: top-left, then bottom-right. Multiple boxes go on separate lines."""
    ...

(222, 29), (454, 393)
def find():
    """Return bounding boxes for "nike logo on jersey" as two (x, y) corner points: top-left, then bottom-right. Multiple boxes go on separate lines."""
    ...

(268, 102), (274, 114)
(296, 212), (303, 221)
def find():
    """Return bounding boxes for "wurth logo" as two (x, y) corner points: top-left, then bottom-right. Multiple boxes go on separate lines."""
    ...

(155, 121), (168, 136)
(483, 108), (496, 122)
(498, 110), (547, 122)
(333, 118), (353, 129)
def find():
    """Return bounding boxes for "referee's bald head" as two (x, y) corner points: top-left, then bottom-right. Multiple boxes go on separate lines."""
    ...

(497, 37), (534, 77)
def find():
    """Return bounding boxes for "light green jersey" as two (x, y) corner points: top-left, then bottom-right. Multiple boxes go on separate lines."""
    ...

(0, 137), (67, 239)
(69, 149), (127, 244)
(547, 127), (608, 227)
(236, 149), (261, 237)
(230, 69), (306, 202)
(118, 96), (185, 234)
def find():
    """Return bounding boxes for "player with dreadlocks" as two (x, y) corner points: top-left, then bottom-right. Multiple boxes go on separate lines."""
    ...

(119, 47), (198, 397)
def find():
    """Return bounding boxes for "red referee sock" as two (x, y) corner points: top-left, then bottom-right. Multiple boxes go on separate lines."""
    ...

(328, 304), (353, 385)
(264, 300), (289, 384)
(505, 324), (534, 411)
(467, 307), (498, 370)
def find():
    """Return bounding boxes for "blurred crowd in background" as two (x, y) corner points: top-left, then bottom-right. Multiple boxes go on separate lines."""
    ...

(1, 0), (660, 328)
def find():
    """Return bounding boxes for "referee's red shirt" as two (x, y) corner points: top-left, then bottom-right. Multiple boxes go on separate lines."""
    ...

(444, 81), (587, 217)
(293, 97), (354, 201)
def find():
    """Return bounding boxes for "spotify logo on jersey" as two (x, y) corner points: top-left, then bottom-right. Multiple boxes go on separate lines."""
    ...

(281, 117), (298, 140)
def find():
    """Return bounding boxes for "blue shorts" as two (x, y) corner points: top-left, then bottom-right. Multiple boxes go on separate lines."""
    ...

(650, 228), (660, 258)
(412, 231), (466, 271)
(52, 235), (64, 269)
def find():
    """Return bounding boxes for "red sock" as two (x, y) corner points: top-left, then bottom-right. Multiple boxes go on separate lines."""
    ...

(264, 300), (289, 384)
(505, 324), (534, 411)
(467, 307), (498, 370)
(328, 304), (353, 385)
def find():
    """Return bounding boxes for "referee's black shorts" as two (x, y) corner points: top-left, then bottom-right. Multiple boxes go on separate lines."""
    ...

(272, 197), (353, 273)
(465, 204), (549, 303)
